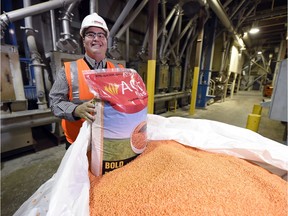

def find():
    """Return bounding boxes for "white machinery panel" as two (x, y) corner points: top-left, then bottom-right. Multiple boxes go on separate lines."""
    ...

(269, 59), (287, 122)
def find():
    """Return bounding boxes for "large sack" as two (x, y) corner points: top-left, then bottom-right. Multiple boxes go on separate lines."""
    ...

(13, 122), (91, 216)
(13, 115), (288, 215)
(83, 68), (148, 176)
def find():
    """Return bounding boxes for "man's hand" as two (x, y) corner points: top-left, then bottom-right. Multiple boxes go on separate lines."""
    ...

(73, 99), (96, 123)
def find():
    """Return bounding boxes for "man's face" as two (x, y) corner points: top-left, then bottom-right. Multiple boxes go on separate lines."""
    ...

(83, 26), (107, 61)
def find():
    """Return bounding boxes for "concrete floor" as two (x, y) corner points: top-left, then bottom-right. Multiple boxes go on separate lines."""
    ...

(1, 90), (286, 216)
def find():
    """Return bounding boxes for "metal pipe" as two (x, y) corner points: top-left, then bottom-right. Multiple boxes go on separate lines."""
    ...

(159, 0), (167, 62)
(223, 0), (233, 9)
(219, 32), (227, 73)
(176, 9), (182, 56)
(244, 74), (266, 90)
(229, 0), (245, 20)
(206, 0), (245, 49)
(23, 0), (33, 28)
(182, 38), (192, 91)
(23, 0), (47, 109)
(1, 116), (60, 133)
(162, 6), (181, 59)
(180, 23), (195, 59)
(49, 3), (57, 51)
(0, 0), (80, 36)
(182, 33), (197, 92)
(126, 27), (129, 62)
(61, 2), (77, 39)
(251, 60), (270, 74)
(108, 0), (138, 48)
(57, 2), (79, 52)
(168, 42), (177, 62)
(154, 91), (190, 103)
(181, 44), (192, 92)
(260, 54), (267, 70)
(155, 91), (185, 98)
(157, 4), (177, 39)
(137, 27), (149, 58)
(115, 0), (148, 39)
(236, 3), (259, 30)
(90, 0), (98, 13)
(165, 16), (196, 58)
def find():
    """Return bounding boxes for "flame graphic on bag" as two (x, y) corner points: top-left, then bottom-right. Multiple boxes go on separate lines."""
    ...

(104, 83), (119, 95)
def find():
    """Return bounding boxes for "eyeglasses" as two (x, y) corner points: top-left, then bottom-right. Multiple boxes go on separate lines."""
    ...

(85, 32), (107, 40)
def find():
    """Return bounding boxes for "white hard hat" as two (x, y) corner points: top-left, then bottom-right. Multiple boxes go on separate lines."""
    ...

(80, 13), (109, 38)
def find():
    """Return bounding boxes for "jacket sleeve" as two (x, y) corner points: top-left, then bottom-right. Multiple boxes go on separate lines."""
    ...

(49, 67), (79, 121)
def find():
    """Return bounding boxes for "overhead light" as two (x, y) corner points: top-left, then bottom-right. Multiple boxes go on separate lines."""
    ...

(9, 28), (15, 35)
(243, 32), (248, 38)
(249, 28), (260, 34)
(257, 51), (262, 55)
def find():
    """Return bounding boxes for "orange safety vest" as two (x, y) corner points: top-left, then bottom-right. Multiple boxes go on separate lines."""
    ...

(62, 59), (123, 144)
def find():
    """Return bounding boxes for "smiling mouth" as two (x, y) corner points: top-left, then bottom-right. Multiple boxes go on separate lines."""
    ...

(92, 44), (101, 48)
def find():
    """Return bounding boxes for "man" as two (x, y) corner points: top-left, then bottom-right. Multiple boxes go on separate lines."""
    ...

(49, 13), (122, 149)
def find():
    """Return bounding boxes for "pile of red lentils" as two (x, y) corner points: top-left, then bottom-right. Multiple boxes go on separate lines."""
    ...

(89, 140), (287, 216)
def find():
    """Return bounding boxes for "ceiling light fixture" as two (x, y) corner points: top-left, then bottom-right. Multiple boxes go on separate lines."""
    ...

(249, 27), (260, 34)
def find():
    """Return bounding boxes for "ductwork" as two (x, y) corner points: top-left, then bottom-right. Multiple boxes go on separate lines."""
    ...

(137, 27), (149, 61)
(154, 91), (191, 103)
(108, 0), (138, 49)
(206, 0), (245, 49)
(158, 3), (178, 63)
(181, 28), (197, 92)
(90, 0), (98, 14)
(22, 0), (48, 109)
(109, 0), (148, 59)
(56, 1), (79, 53)
(0, 0), (80, 38)
(165, 15), (198, 59)
(50, 2), (57, 51)
(161, 5), (181, 63)
(115, 0), (148, 40)
(0, 0), (81, 109)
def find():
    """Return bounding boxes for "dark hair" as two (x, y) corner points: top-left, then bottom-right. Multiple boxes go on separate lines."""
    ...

(81, 28), (87, 38)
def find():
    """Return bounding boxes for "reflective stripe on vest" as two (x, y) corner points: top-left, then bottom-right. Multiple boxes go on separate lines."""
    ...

(70, 61), (81, 103)
(65, 59), (121, 104)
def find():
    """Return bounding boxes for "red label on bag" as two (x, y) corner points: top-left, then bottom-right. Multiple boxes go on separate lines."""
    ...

(84, 70), (148, 113)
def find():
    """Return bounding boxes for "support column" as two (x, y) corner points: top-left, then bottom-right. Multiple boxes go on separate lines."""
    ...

(147, 0), (158, 114)
(230, 72), (237, 99)
(196, 15), (217, 108)
(189, 14), (204, 115)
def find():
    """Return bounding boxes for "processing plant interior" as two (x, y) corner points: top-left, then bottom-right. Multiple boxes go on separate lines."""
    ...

(1, 0), (287, 215)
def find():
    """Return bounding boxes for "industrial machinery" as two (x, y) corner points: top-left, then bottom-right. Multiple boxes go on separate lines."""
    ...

(1, 0), (286, 155)
(0, 44), (63, 157)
